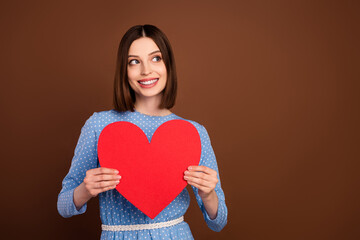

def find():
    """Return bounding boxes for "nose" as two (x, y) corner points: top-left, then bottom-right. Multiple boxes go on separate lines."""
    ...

(141, 62), (152, 75)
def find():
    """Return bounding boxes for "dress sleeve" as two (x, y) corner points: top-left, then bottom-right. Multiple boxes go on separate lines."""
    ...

(57, 112), (99, 218)
(190, 124), (228, 232)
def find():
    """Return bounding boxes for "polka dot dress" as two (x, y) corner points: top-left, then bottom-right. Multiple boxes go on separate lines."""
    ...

(57, 109), (227, 239)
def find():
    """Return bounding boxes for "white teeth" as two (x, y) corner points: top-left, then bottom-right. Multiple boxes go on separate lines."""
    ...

(139, 78), (158, 85)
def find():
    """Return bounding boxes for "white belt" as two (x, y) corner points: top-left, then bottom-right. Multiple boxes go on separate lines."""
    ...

(101, 216), (184, 231)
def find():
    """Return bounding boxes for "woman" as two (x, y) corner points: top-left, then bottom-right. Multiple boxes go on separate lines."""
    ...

(57, 24), (227, 239)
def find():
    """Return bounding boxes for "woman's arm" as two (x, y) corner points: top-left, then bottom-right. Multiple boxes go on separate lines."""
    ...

(73, 182), (92, 211)
(184, 165), (220, 219)
(186, 123), (228, 232)
(57, 112), (99, 218)
(202, 190), (219, 219)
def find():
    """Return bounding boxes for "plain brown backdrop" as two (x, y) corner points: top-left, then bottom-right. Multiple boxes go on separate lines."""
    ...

(1, 0), (359, 239)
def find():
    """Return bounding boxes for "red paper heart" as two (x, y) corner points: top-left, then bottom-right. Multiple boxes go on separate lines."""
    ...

(97, 120), (201, 219)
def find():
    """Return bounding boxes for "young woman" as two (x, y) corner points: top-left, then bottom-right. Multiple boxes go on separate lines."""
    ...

(57, 24), (227, 239)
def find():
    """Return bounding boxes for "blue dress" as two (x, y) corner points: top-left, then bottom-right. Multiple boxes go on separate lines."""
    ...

(57, 109), (227, 239)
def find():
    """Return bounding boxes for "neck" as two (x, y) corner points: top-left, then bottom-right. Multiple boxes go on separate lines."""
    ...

(134, 94), (171, 116)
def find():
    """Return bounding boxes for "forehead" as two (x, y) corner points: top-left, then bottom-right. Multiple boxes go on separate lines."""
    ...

(128, 37), (160, 55)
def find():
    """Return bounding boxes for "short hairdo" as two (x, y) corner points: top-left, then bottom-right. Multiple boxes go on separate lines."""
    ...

(113, 24), (177, 112)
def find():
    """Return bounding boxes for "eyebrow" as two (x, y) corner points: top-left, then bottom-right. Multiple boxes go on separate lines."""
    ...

(128, 50), (161, 58)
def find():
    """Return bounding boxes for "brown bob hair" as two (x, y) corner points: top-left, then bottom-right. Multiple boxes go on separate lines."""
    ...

(113, 24), (177, 112)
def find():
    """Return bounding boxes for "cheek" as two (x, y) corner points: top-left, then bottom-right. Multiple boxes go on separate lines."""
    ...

(155, 64), (167, 78)
(162, 68), (167, 77)
(127, 66), (139, 80)
(127, 69), (135, 80)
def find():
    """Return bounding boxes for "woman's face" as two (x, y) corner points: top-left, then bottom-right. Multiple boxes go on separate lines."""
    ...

(127, 37), (167, 101)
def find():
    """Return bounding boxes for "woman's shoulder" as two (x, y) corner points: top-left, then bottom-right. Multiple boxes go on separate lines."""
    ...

(174, 114), (209, 136)
(82, 109), (129, 127)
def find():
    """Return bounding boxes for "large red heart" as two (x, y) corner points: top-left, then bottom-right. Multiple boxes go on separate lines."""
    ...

(97, 120), (201, 219)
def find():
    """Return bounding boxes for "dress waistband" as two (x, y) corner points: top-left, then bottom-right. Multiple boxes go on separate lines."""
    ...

(101, 216), (184, 231)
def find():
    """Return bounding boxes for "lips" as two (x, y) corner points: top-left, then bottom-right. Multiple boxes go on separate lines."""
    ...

(138, 78), (159, 88)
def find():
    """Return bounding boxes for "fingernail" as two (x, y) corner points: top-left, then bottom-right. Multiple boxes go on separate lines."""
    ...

(116, 180), (120, 184)
(114, 170), (119, 174)
(184, 171), (189, 174)
(188, 166), (192, 170)
(116, 175), (121, 179)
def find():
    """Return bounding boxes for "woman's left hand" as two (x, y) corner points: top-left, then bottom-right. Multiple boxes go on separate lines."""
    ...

(184, 166), (218, 200)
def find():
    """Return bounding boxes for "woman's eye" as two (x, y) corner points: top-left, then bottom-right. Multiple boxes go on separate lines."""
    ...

(152, 56), (162, 62)
(129, 59), (139, 65)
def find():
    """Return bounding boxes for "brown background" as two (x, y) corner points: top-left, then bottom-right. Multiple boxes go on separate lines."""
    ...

(1, 0), (359, 239)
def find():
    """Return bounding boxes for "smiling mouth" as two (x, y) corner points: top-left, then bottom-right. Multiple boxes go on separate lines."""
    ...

(138, 78), (159, 87)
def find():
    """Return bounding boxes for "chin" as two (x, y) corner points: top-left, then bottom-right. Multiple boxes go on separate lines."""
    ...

(139, 91), (163, 98)
(136, 86), (166, 98)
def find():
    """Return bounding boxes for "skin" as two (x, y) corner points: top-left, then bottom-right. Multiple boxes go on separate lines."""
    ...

(184, 166), (219, 219)
(127, 37), (169, 116)
(73, 37), (219, 220)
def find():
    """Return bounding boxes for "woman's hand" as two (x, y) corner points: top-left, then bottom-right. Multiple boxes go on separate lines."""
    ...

(73, 167), (121, 210)
(83, 167), (121, 198)
(184, 165), (219, 219)
(184, 166), (218, 200)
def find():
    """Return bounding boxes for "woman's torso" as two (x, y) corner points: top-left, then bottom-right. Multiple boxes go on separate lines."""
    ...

(92, 109), (197, 239)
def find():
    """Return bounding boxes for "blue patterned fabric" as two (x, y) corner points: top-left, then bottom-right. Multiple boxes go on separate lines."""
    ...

(57, 109), (227, 239)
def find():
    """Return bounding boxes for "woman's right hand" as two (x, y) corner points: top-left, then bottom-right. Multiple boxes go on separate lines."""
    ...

(83, 167), (121, 198)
